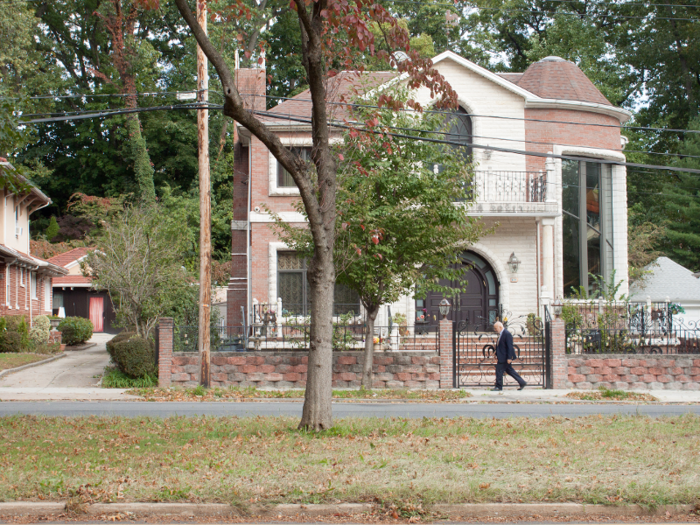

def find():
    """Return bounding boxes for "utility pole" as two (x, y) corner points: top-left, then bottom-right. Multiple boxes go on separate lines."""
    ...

(197, 0), (211, 388)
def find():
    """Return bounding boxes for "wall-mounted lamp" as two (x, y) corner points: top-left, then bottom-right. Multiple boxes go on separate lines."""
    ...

(507, 252), (521, 274)
(438, 298), (451, 320)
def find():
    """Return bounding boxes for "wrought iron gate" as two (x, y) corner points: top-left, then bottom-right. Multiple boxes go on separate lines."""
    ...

(453, 309), (551, 388)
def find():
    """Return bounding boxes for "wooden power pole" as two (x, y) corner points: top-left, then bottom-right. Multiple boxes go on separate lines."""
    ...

(197, 0), (211, 388)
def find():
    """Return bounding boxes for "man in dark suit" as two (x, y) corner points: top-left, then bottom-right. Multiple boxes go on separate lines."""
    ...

(491, 321), (527, 391)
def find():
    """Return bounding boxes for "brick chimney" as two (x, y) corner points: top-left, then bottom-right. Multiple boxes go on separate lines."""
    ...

(227, 67), (266, 327)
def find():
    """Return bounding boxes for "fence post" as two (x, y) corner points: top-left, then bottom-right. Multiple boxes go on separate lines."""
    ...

(439, 319), (453, 389)
(550, 316), (568, 389)
(157, 317), (174, 388)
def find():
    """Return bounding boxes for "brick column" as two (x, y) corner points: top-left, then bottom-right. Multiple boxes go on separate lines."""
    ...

(157, 317), (174, 388)
(438, 319), (453, 389)
(550, 316), (567, 389)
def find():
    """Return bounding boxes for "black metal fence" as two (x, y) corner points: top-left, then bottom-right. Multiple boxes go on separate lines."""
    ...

(174, 322), (439, 352)
(565, 301), (700, 355)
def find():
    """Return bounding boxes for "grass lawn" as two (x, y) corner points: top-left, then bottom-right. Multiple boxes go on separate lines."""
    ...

(0, 415), (698, 509)
(128, 387), (472, 402)
(0, 353), (54, 371)
(566, 389), (658, 402)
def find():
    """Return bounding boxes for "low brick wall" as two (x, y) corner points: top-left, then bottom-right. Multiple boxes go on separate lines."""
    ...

(566, 355), (700, 390)
(170, 351), (440, 389)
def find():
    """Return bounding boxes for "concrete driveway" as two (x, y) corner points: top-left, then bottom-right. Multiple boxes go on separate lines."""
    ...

(0, 332), (114, 388)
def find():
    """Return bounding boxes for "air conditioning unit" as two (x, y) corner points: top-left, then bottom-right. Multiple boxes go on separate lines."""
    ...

(15, 227), (22, 237)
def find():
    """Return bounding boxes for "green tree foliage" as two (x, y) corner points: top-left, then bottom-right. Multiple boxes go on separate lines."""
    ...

(271, 88), (483, 387)
(660, 119), (700, 272)
(87, 202), (194, 338)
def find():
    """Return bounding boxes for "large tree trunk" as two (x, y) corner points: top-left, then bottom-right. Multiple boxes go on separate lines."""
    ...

(300, 249), (335, 430)
(361, 306), (380, 389)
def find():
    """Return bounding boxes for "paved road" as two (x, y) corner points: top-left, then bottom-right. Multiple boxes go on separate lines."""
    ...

(0, 333), (113, 388)
(1, 401), (699, 418)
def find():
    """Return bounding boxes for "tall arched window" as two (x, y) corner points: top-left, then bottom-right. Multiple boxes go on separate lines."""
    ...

(445, 107), (472, 160)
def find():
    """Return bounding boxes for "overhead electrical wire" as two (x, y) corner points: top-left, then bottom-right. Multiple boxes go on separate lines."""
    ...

(240, 92), (700, 135)
(15, 100), (700, 175)
(249, 107), (700, 175)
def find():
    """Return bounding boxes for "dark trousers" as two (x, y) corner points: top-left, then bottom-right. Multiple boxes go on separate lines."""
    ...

(495, 361), (525, 389)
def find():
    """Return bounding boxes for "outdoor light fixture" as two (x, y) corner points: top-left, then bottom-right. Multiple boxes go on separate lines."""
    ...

(552, 296), (563, 317)
(438, 298), (451, 320)
(507, 252), (521, 274)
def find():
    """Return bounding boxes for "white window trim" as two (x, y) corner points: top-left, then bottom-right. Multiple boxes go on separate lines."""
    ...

(268, 242), (290, 304)
(268, 138), (342, 196)
(31, 272), (37, 300)
(5, 266), (10, 308)
(20, 267), (25, 287)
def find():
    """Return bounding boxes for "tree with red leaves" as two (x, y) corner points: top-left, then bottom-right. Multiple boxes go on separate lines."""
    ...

(174, 0), (457, 430)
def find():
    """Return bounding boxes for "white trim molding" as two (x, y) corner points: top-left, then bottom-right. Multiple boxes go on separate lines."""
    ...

(251, 211), (307, 223)
(267, 242), (291, 305)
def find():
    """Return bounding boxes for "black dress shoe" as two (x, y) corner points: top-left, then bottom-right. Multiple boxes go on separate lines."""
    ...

(518, 382), (527, 390)
(490, 387), (502, 391)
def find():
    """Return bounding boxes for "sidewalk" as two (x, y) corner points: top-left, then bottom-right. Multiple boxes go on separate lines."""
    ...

(0, 333), (113, 389)
(0, 386), (698, 402)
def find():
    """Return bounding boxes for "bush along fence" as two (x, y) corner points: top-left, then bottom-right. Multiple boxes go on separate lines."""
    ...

(156, 308), (700, 390)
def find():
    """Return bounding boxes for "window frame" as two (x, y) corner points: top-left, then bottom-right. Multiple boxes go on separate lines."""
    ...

(562, 159), (614, 296)
(31, 272), (37, 300)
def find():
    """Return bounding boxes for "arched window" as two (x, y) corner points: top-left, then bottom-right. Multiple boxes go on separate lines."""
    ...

(445, 107), (472, 160)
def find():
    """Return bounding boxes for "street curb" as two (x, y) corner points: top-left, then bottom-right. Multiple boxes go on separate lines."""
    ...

(0, 353), (66, 380)
(0, 502), (66, 516)
(0, 502), (696, 518)
(432, 503), (697, 517)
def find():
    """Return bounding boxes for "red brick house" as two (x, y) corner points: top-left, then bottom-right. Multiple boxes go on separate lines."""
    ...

(227, 52), (631, 329)
(0, 159), (67, 322)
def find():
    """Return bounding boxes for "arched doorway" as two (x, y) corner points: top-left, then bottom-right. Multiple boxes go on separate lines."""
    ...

(417, 252), (499, 330)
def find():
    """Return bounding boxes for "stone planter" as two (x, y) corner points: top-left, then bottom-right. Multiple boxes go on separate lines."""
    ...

(50, 318), (61, 330)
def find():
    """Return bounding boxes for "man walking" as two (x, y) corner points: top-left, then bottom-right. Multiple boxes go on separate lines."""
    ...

(491, 321), (527, 391)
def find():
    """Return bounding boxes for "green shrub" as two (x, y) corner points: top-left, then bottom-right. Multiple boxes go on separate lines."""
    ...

(29, 315), (51, 346)
(106, 331), (136, 356)
(33, 342), (62, 355)
(58, 316), (93, 345)
(0, 331), (22, 353)
(2, 316), (31, 352)
(109, 336), (157, 379)
(101, 366), (158, 388)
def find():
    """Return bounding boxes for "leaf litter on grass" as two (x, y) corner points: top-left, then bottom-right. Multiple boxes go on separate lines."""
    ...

(0, 415), (698, 509)
(127, 386), (471, 403)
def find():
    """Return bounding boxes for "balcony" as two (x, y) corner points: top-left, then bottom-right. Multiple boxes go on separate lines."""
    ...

(466, 171), (558, 216)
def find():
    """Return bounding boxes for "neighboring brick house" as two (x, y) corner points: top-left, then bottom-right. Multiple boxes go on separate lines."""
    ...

(48, 247), (118, 333)
(227, 51), (631, 329)
(0, 158), (68, 322)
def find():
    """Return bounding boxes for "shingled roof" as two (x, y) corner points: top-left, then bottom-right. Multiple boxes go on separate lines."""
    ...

(266, 71), (397, 123)
(516, 56), (612, 106)
(47, 247), (91, 268)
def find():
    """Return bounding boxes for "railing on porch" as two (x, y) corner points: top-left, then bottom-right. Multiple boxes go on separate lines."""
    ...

(564, 300), (700, 355)
(470, 170), (547, 203)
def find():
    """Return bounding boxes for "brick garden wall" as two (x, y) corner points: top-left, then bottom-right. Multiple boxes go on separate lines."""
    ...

(169, 351), (440, 389)
(566, 355), (700, 391)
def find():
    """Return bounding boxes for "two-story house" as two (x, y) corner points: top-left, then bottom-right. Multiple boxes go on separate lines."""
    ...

(226, 51), (631, 329)
(0, 158), (67, 321)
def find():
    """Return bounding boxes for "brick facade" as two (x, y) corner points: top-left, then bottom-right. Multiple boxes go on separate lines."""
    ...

(157, 318), (174, 387)
(0, 263), (53, 320)
(566, 355), (700, 391)
(169, 351), (441, 389)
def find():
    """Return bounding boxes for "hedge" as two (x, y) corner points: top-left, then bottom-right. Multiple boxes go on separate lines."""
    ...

(108, 335), (157, 379)
(58, 316), (93, 345)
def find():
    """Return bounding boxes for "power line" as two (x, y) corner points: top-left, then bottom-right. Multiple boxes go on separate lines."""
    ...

(16, 98), (699, 175)
(245, 92), (700, 135)
(0, 90), (201, 101)
(251, 107), (700, 175)
(382, 0), (700, 21)
(19, 103), (222, 125)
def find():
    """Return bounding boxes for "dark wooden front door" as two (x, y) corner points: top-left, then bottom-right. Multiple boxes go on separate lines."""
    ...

(418, 252), (499, 330)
